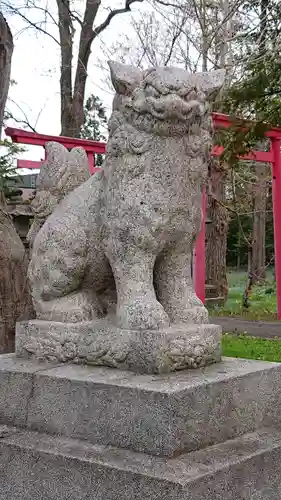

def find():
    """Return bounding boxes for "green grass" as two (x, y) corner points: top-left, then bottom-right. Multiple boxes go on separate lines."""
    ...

(222, 334), (281, 362)
(208, 269), (278, 321)
(208, 270), (281, 360)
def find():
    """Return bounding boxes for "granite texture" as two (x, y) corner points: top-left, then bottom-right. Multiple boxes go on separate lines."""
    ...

(16, 319), (221, 373)
(0, 353), (58, 427)
(27, 142), (90, 248)
(1, 354), (281, 457)
(1, 425), (281, 499)
(27, 62), (225, 372)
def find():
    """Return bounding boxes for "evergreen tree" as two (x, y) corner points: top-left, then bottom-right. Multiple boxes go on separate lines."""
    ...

(215, 0), (279, 289)
(0, 140), (23, 196)
(80, 95), (107, 167)
(220, 0), (281, 156)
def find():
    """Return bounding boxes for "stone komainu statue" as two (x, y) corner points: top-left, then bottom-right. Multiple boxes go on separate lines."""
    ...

(27, 143), (90, 248)
(29, 62), (225, 331)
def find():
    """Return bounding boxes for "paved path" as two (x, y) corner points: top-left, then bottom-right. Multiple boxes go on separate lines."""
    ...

(212, 316), (281, 339)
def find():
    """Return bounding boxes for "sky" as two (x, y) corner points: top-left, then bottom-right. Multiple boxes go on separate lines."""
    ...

(3, 0), (151, 170)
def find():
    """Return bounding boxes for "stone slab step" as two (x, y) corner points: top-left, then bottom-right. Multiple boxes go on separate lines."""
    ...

(1, 354), (281, 457)
(1, 425), (281, 499)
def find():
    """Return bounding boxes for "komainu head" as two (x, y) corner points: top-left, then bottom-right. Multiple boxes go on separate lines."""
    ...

(109, 61), (225, 137)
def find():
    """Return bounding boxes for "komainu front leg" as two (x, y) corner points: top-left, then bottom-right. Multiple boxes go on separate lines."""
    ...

(154, 242), (208, 324)
(107, 248), (170, 330)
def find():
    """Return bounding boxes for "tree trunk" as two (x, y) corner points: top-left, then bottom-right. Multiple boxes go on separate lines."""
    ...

(249, 0), (269, 284)
(0, 195), (33, 353)
(56, 0), (75, 137)
(56, 0), (100, 138)
(251, 162), (268, 284)
(0, 13), (13, 138)
(206, 159), (229, 302)
(0, 18), (33, 352)
(204, 0), (231, 303)
(56, 0), (143, 138)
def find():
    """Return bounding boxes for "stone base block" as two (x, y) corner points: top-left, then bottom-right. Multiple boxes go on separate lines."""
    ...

(1, 354), (281, 457)
(1, 425), (281, 500)
(15, 319), (221, 373)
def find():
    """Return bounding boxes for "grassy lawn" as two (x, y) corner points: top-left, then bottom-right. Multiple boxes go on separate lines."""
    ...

(222, 334), (281, 362)
(207, 270), (281, 361)
(208, 269), (278, 321)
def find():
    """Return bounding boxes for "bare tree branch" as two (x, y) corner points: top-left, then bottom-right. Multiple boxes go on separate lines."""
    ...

(5, 114), (37, 133)
(164, 13), (186, 66)
(93, 0), (145, 38)
(153, 4), (215, 69)
(2, 1), (60, 44)
(189, 0), (204, 34)
(153, 0), (183, 8)
(61, 0), (84, 28)
(2, 0), (150, 138)
(25, 2), (59, 28)
(208, 0), (245, 49)
(5, 99), (38, 133)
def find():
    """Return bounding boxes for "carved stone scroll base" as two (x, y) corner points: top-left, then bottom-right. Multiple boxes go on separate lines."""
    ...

(15, 319), (221, 374)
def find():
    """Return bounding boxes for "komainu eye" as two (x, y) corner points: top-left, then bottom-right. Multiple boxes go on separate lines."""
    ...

(145, 85), (161, 98)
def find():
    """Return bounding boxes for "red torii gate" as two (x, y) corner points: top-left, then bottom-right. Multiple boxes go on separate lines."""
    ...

(5, 127), (106, 174)
(5, 113), (281, 319)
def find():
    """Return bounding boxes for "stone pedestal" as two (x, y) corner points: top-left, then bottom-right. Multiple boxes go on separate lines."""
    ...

(15, 319), (221, 373)
(1, 353), (281, 499)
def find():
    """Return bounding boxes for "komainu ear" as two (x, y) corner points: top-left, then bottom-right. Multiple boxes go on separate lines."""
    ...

(108, 61), (142, 96)
(37, 142), (68, 189)
(195, 69), (226, 95)
(68, 147), (89, 170)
